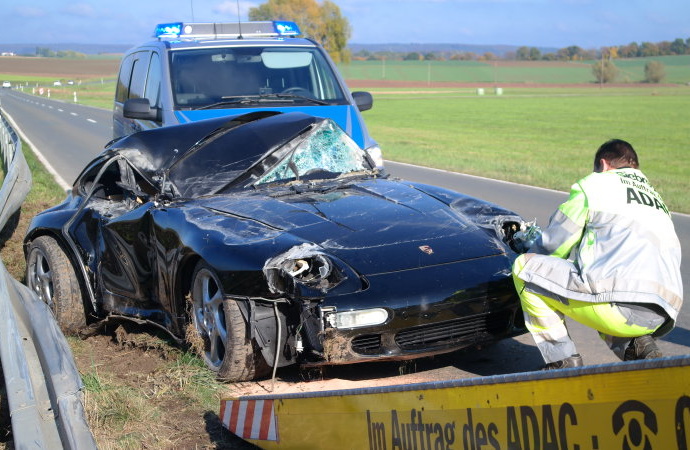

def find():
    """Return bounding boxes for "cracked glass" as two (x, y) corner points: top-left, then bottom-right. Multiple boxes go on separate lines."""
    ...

(257, 120), (367, 185)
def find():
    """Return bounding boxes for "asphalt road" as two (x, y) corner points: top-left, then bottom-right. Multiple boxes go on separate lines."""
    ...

(0, 89), (112, 186)
(1, 88), (687, 376)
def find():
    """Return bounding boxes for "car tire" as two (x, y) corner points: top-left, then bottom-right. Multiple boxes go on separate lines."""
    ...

(26, 235), (85, 335)
(190, 261), (269, 381)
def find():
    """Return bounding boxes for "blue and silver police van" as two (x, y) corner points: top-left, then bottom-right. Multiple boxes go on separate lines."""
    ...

(113, 21), (382, 166)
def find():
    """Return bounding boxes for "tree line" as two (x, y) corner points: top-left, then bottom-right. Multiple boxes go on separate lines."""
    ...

(354, 37), (690, 63)
(34, 47), (87, 58)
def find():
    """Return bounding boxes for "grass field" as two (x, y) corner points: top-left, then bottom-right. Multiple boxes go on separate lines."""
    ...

(338, 55), (690, 85)
(360, 85), (690, 213)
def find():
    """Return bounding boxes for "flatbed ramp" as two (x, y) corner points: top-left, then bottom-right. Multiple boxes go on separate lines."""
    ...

(221, 355), (690, 449)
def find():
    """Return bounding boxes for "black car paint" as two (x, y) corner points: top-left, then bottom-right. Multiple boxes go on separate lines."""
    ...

(25, 112), (526, 370)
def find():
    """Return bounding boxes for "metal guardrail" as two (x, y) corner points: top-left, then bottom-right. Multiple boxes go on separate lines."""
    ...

(0, 107), (96, 449)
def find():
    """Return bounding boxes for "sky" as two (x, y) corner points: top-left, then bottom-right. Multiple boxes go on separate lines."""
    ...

(1, 0), (689, 50)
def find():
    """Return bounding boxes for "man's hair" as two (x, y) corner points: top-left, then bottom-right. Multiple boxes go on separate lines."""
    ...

(594, 139), (639, 172)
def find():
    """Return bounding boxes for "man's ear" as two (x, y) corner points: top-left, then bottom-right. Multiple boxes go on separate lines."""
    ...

(599, 158), (613, 172)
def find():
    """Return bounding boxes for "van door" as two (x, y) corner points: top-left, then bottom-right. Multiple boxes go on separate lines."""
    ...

(113, 50), (162, 138)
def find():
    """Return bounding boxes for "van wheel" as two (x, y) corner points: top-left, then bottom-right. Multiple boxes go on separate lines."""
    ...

(25, 236), (85, 335)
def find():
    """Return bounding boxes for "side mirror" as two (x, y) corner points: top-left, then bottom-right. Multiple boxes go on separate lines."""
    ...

(351, 91), (373, 112)
(123, 98), (160, 121)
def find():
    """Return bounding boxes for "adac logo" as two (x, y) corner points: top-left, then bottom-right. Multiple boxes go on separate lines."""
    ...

(418, 245), (434, 255)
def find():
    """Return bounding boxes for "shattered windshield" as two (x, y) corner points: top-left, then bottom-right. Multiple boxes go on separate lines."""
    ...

(256, 120), (369, 185)
(165, 113), (371, 198)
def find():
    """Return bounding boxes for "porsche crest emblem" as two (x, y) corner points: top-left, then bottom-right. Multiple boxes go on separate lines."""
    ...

(419, 245), (434, 255)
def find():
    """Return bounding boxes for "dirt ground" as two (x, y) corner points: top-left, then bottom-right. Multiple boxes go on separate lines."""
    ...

(71, 328), (253, 449)
(69, 321), (510, 448)
(0, 56), (120, 78)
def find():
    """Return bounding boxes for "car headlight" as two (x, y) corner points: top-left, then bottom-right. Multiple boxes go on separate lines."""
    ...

(323, 307), (389, 329)
(365, 145), (384, 170)
(263, 243), (345, 295)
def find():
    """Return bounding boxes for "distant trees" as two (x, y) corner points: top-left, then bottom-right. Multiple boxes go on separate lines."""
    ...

(670, 38), (687, 55)
(644, 61), (666, 83)
(515, 46), (542, 61)
(34, 47), (86, 58)
(592, 59), (618, 84)
(639, 42), (660, 57)
(403, 52), (422, 61)
(351, 34), (689, 64)
(619, 39), (689, 58)
(249, 0), (351, 63)
(448, 52), (477, 61)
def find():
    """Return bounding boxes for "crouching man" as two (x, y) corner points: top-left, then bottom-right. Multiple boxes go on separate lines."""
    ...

(512, 139), (683, 369)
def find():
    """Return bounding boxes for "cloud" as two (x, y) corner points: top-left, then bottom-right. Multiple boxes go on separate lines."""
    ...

(62, 3), (97, 18)
(13, 6), (48, 18)
(212, 1), (257, 19)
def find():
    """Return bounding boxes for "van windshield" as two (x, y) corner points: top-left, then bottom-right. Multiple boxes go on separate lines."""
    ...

(170, 47), (347, 109)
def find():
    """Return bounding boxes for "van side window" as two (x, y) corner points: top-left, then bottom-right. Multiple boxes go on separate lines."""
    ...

(115, 54), (134, 103)
(144, 53), (162, 108)
(128, 52), (151, 101)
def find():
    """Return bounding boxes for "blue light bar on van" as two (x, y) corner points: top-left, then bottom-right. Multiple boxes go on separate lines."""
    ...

(273, 21), (300, 36)
(154, 21), (301, 39)
(155, 22), (183, 38)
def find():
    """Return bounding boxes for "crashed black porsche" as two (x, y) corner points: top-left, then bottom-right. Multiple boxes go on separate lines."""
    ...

(25, 111), (527, 381)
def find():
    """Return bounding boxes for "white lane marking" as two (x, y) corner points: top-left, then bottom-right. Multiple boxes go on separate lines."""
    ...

(70, 112), (77, 116)
(87, 119), (96, 123)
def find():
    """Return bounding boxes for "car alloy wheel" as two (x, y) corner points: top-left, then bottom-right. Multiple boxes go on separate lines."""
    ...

(25, 235), (85, 335)
(190, 261), (268, 381)
(190, 264), (227, 369)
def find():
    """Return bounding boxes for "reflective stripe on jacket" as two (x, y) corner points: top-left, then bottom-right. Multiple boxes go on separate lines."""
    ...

(517, 168), (683, 330)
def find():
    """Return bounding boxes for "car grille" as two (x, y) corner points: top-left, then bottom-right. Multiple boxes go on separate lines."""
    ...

(350, 334), (382, 355)
(394, 312), (512, 351)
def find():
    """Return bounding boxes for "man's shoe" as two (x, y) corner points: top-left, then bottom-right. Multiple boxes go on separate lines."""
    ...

(543, 354), (583, 370)
(624, 335), (662, 361)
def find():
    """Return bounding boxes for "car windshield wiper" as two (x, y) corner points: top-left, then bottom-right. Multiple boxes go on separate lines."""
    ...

(195, 94), (328, 110)
(264, 93), (329, 105)
(194, 97), (257, 110)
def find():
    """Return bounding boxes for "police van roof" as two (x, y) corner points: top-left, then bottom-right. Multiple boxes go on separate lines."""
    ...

(154, 21), (301, 41)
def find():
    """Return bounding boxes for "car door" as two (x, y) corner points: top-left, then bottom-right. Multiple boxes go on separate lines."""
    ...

(68, 156), (162, 316)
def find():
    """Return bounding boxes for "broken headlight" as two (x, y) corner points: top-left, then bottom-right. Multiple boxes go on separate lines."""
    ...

(263, 243), (362, 296)
(365, 145), (384, 170)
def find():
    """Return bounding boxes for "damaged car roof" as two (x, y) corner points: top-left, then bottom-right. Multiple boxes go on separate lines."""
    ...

(108, 111), (322, 196)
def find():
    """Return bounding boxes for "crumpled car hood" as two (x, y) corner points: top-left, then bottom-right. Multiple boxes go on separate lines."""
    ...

(198, 179), (509, 275)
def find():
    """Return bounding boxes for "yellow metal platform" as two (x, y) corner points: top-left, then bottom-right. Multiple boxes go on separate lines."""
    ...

(221, 355), (690, 449)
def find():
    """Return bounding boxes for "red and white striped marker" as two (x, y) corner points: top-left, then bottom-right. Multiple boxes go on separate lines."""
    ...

(220, 399), (278, 441)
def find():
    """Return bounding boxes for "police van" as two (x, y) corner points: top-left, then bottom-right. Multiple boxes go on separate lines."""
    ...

(113, 21), (382, 166)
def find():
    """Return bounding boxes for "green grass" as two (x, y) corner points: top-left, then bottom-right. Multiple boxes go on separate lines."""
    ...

(361, 86), (690, 213)
(339, 60), (595, 84)
(0, 141), (67, 282)
(338, 55), (690, 85)
(3, 80), (117, 110)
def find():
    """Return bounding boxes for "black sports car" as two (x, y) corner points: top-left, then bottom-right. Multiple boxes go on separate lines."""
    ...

(25, 111), (527, 381)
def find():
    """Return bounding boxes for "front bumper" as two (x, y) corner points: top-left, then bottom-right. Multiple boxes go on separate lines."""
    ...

(311, 254), (526, 364)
